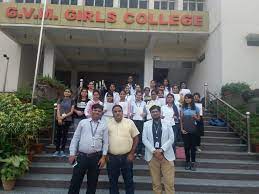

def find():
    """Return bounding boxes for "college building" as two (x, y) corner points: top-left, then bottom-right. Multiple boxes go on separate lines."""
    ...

(0, 0), (259, 95)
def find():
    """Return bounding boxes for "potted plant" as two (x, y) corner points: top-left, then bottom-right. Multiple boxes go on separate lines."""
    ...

(0, 155), (29, 191)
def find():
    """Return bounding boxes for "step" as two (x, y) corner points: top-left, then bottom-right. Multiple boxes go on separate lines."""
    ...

(16, 174), (259, 193)
(32, 154), (259, 170)
(197, 151), (257, 160)
(204, 131), (238, 138)
(1, 187), (231, 194)
(201, 136), (241, 144)
(204, 126), (229, 132)
(29, 162), (259, 181)
(200, 143), (247, 152)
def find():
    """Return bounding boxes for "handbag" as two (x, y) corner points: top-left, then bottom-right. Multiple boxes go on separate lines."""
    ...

(176, 146), (185, 159)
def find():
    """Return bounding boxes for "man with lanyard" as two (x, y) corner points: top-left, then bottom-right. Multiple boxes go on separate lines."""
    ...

(142, 105), (175, 194)
(68, 104), (108, 194)
(107, 105), (139, 194)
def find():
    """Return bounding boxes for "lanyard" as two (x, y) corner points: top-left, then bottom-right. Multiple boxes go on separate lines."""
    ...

(90, 121), (99, 138)
(153, 122), (161, 138)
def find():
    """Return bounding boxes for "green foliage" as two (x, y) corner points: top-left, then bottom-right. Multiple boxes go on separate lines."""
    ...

(221, 82), (251, 96)
(35, 98), (56, 128)
(0, 155), (29, 181)
(0, 94), (46, 152)
(37, 75), (66, 90)
(15, 87), (32, 103)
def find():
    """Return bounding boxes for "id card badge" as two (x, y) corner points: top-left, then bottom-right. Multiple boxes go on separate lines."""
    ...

(155, 142), (160, 149)
(91, 140), (95, 147)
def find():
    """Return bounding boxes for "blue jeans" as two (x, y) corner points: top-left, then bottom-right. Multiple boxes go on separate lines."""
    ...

(107, 154), (134, 194)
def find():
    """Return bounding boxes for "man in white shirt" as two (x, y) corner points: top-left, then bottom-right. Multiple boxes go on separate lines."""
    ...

(142, 105), (175, 194)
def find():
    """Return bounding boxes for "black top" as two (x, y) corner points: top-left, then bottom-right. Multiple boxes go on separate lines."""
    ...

(152, 120), (162, 149)
(74, 98), (88, 119)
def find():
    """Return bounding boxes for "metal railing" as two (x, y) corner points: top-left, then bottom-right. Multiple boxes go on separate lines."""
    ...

(204, 83), (251, 153)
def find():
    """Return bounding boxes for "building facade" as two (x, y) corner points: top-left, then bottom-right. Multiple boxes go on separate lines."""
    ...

(0, 0), (258, 95)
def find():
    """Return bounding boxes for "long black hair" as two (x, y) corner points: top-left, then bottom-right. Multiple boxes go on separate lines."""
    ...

(163, 78), (171, 92)
(182, 94), (196, 110)
(166, 93), (179, 118)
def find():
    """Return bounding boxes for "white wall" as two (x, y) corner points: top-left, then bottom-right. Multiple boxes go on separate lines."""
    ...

(188, 0), (223, 95)
(0, 31), (21, 92)
(221, 0), (259, 89)
(18, 45), (37, 88)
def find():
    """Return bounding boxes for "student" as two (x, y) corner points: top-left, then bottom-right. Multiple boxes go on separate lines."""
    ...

(158, 84), (167, 97)
(142, 105), (175, 194)
(143, 87), (151, 103)
(146, 90), (161, 121)
(104, 83), (120, 104)
(163, 79), (171, 96)
(172, 84), (181, 109)
(54, 88), (75, 157)
(87, 81), (95, 101)
(161, 93), (180, 153)
(103, 91), (116, 123)
(127, 75), (136, 95)
(84, 90), (103, 118)
(131, 84), (142, 102)
(73, 88), (89, 130)
(180, 94), (200, 171)
(193, 92), (204, 152)
(124, 85), (133, 102)
(150, 80), (157, 94)
(131, 91), (147, 159)
(157, 89), (166, 107)
(118, 90), (131, 118)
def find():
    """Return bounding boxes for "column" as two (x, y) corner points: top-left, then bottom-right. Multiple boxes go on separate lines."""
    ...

(149, 0), (154, 9)
(144, 48), (154, 87)
(43, 45), (55, 78)
(177, 0), (183, 10)
(113, 0), (119, 8)
(71, 69), (77, 92)
(77, 0), (84, 5)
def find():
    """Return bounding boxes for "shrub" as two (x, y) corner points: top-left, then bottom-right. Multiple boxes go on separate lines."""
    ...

(37, 75), (66, 90)
(221, 82), (251, 96)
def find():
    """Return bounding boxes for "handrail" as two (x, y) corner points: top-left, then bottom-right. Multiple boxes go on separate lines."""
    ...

(207, 91), (246, 119)
(204, 83), (251, 153)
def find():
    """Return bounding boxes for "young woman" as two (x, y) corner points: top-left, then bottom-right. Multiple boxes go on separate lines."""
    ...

(143, 87), (151, 103)
(193, 92), (204, 152)
(54, 88), (75, 157)
(145, 90), (161, 121)
(103, 91), (116, 122)
(84, 90), (103, 118)
(180, 94), (200, 171)
(157, 89), (166, 106)
(87, 81), (95, 101)
(131, 91), (146, 159)
(73, 88), (89, 130)
(163, 79), (171, 96)
(161, 93), (180, 153)
(118, 90), (131, 118)
(149, 80), (156, 94)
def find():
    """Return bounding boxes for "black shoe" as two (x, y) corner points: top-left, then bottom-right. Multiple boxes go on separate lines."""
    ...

(190, 162), (196, 171)
(185, 162), (191, 170)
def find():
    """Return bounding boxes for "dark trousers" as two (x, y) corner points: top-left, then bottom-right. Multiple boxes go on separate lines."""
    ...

(68, 152), (102, 194)
(182, 133), (197, 163)
(196, 117), (204, 146)
(172, 123), (181, 153)
(56, 121), (71, 151)
(133, 120), (144, 155)
(107, 154), (134, 194)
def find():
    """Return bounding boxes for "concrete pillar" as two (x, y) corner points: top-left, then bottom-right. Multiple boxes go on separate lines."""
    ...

(113, 0), (119, 8)
(77, 0), (84, 5)
(144, 48), (154, 87)
(43, 45), (55, 78)
(71, 69), (77, 92)
(177, 0), (183, 10)
(149, 0), (154, 9)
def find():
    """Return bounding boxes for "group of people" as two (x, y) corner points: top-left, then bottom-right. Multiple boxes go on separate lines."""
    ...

(54, 75), (204, 194)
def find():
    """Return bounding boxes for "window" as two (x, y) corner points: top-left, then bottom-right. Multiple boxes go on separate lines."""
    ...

(16, 0), (41, 3)
(183, 0), (205, 11)
(119, 0), (148, 9)
(154, 0), (175, 10)
(51, 0), (78, 4)
(85, 0), (113, 7)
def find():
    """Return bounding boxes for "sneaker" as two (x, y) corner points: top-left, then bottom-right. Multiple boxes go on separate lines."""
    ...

(137, 153), (142, 158)
(52, 151), (60, 157)
(185, 162), (191, 170)
(196, 147), (202, 152)
(59, 151), (67, 157)
(190, 162), (196, 171)
(136, 156), (141, 160)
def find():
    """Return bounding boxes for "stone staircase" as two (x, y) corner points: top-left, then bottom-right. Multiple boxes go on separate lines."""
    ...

(3, 114), (259, 193)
